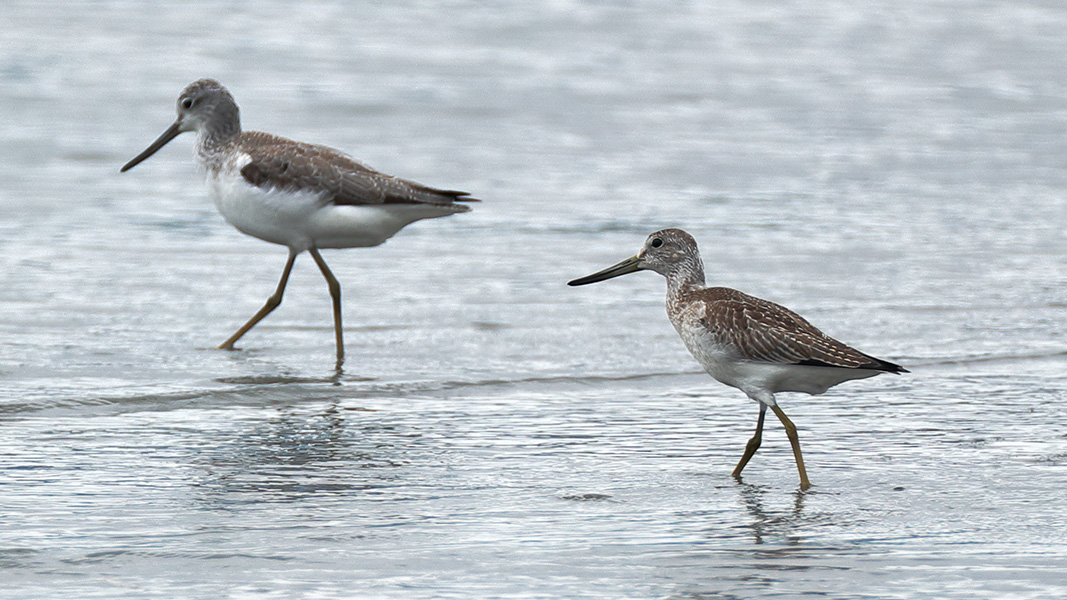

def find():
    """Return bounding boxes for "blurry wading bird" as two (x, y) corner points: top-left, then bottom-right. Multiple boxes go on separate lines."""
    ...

(121, 79), (477, 367)
(568, 229), (907, 490)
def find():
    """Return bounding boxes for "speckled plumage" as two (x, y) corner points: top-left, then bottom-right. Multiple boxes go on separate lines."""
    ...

(569, 228), (906, 489)
(672, 286), (902, 382)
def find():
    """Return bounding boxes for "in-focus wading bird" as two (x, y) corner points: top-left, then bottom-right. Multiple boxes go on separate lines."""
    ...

(121, 79), (476, 366)
(568, 228), (906, 489)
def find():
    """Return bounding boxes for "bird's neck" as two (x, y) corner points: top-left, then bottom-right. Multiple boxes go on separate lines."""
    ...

(664, 257), (706, 306)
(196, 103), (242, 172)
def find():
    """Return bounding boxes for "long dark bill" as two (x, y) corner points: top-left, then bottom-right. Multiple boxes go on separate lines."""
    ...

(120, 120), (183, 172)
(567, 255), (642, 286)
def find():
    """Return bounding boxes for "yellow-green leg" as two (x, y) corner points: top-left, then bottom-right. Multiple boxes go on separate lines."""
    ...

(308, 248), (344, 367)
(770, 405), (811, 490)
(732, 403), (767, 478)
(218, 248), (298, 351)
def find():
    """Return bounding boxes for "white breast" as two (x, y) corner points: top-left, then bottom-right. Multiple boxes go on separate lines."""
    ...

(207, 168), (324, 250)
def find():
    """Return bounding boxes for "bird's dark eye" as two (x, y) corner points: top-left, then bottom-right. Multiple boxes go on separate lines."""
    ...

(650, 238), (663, 248)
(181, 98), (194, 110)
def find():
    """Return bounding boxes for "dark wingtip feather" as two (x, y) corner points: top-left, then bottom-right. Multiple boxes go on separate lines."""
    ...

(430, 189), (481, 204)
(381, 190), (480, 206)
(882, 361), (909, 374)
(440, 190), (480, 202)
(796, 355), (908, 373)
(862, 352), (909, 374)
(380, 184), (480, 207)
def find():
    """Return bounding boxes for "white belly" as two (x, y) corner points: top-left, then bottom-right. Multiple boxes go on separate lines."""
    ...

(206, 172), (461, 252)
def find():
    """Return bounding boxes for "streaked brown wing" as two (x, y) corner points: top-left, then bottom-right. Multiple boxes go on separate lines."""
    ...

(700, 288), (889, 370)
(238, 132), (476, 207)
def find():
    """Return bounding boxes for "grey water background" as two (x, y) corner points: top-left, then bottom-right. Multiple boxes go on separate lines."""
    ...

(2, 1), (1066, 598)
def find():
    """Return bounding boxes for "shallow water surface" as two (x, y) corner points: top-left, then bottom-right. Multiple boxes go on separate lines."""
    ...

(2, 1), (1066, 598)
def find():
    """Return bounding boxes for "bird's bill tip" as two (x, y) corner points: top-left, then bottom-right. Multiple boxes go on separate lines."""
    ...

(567, 255), (643, 286)
(120, 120), (184, 172)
